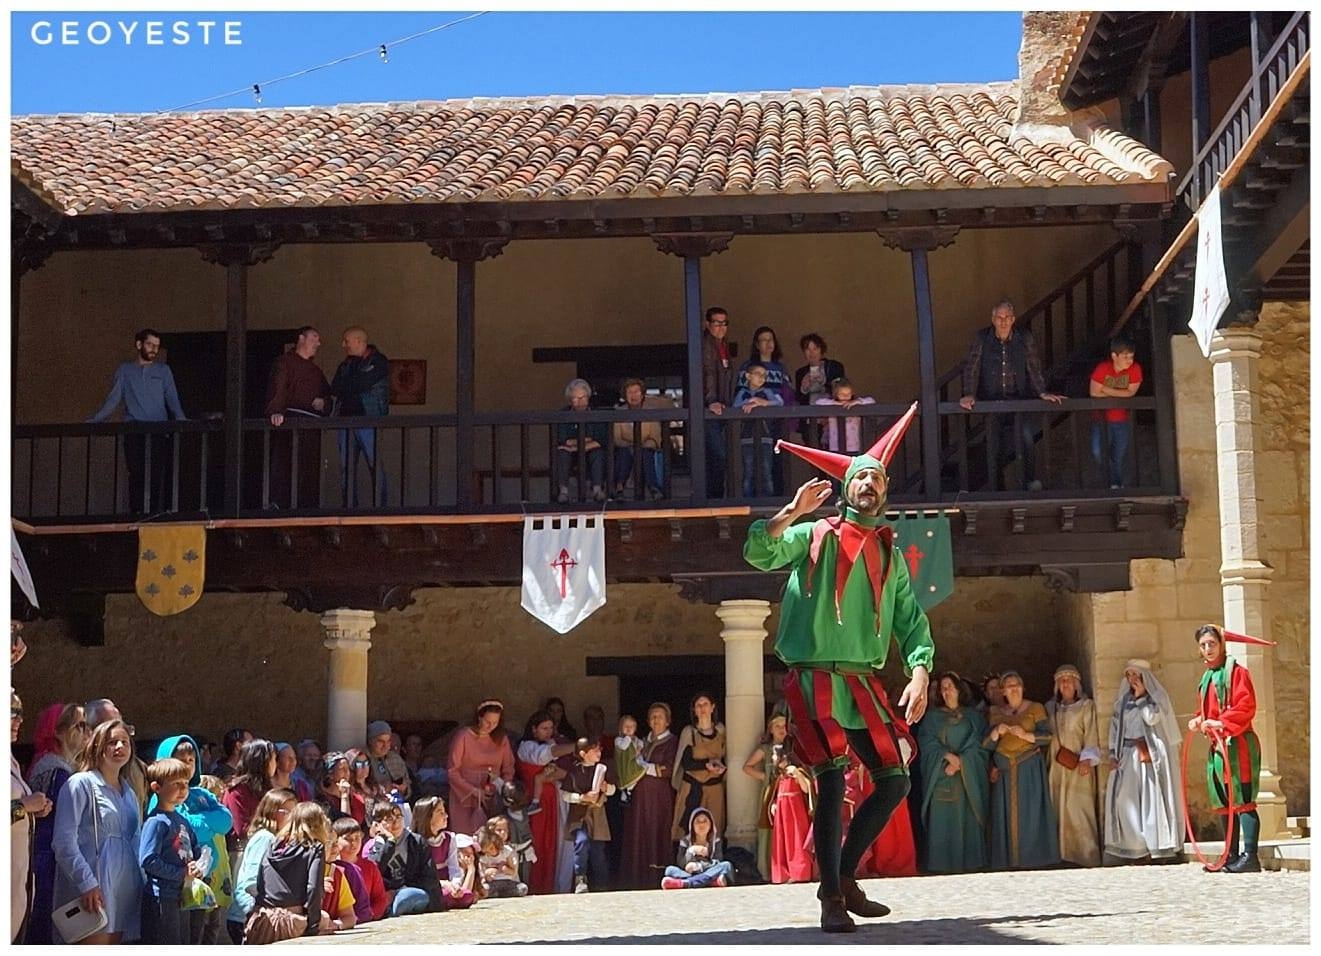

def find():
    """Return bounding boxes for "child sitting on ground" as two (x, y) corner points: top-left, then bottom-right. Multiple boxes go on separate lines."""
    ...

(732, 363), (786, 497)
(496, 780), (538, 886)
(477, 820), (529, 897)
(560, 737), (617, 894)
(662, 806), (735, 889)
(246, 802), (336, 943)
(366, 801), (443, 916)
(333, 816), (387, 923)
(322, 824), (358, 931)
(411, 796), (477, 911)
(139, 757), (206, 944)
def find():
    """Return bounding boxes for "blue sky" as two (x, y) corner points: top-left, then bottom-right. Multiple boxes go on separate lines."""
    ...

(11, 11), (1023, 115)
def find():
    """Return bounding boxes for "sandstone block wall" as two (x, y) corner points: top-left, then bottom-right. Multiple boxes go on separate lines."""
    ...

(15, 574), (1069, 754)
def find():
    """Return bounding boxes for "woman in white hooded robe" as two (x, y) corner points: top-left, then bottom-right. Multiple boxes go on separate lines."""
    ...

(1103, 659), (1184, 862)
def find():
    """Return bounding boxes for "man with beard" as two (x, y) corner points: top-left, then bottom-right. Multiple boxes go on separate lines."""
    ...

(1187, 624), (1276, 873)
(744, 403), (933, 933)
(89, 328), (187, 513)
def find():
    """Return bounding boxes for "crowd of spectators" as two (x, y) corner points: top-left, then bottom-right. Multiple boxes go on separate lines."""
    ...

(11, 650), (1195, 944)
(83, 299), (1146, 513)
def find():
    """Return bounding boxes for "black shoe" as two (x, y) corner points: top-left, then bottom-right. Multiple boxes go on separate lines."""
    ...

(819, 896), (856, 934)
(841, 877), (891, 918)
(1224, 851), (1262, 873)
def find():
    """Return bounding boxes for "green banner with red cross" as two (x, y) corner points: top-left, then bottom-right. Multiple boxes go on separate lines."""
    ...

(883, 514), (953, 611)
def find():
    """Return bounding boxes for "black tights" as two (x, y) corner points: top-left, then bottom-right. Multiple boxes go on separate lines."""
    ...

(812, 727), (910, 898)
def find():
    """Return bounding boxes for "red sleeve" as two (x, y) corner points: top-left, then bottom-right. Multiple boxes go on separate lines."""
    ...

(363, 860), (388, 920)
(265, 355), (289, 417)
(1219, 663), (1257, 737)
(221, 788), (245, 836)
(1090, 361), (1110, 385)
(1129, 361), (1144, 387)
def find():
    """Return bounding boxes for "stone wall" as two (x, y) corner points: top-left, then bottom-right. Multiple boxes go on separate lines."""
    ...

(1071, 304), (1310, 826)
(14, 573), (1068, 753)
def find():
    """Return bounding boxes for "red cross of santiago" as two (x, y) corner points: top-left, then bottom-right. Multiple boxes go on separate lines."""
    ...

(551, 548), (578, 599)
(904, 543), (925, 579)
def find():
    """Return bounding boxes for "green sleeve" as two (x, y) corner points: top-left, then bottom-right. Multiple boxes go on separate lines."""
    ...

(890, 546), (935, 676)
(743, 519), (812, 571)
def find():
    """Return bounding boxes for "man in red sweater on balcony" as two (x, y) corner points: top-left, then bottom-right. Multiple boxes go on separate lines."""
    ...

(264, 326), (331, 509)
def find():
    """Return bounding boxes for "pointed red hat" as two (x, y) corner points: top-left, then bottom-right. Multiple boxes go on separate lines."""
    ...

(1221, 629), (1277, 647)
(775, 402), (919, 481)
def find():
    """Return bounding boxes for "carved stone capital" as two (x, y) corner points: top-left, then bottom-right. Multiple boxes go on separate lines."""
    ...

(651, 232), (735, 258)
(426, 238), (509, 263)
(283, 585), (416, 615)
(875, 225), (960, 252)
(198, 241), (280, 268)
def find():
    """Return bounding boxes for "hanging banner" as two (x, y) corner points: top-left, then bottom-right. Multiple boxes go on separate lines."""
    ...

(883, 514), (954, 611)
(521, 514), (606, 634)
(136, 526), (206, 616)
(11, 528), (39, 609)
(1189, 183), (1231, 359)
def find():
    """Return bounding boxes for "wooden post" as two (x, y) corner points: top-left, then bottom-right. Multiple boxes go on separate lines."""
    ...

(652, 233), (734, 504)
(11, 269), (20, 414)
(1140, 87), (1163, 153)
(456, 258), (476, 509)
(1190, 12), (1213, 201)
(428, 239), (509, 510)
(223, 261), (247, 514)
(1149, 303), (1179, 495)
(910, 247), (942, 497)
(683, 255), (707, 503)
(200, 242), (278, 516)
(878, 225), (960, 501)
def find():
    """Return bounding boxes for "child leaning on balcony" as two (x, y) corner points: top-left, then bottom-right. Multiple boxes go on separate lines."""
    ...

(732, 363), (785, 497)
(812, 376), (876, 455)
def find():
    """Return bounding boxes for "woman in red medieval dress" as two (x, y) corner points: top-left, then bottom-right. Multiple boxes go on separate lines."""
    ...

(516, 711), (574, 894)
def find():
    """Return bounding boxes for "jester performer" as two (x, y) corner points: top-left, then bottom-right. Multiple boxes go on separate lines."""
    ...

(1187, 623), (1275, 874)
(744, 403), (932, 933)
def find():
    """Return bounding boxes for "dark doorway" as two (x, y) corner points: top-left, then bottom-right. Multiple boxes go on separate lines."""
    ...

(588, 654), (786, 733)
(161, 328), (305, 512)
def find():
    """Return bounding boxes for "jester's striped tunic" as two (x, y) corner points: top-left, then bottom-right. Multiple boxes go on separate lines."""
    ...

(1196, 655), (1261, 813)
(744, 516), (935, 776)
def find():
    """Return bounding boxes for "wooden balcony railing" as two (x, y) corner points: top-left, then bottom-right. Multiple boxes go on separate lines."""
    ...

(1177, 10), (1310, 215)
(12, 399), (1174, 523)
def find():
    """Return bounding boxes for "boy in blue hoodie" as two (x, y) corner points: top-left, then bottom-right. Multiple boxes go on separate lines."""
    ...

(140, 758), (205, 944)
(732, 363), (785, 497)
(154, 734), (234, 943)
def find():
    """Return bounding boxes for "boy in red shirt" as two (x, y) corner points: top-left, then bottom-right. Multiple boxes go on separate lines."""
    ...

(1089, 336), (1143, 488)
(333, 816), (388, 922)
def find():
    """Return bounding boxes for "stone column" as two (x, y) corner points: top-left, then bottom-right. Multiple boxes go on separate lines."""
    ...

(1208, 325), (1288, 840)
(321, 608), (377, 753)
(718, 598), (772, 850)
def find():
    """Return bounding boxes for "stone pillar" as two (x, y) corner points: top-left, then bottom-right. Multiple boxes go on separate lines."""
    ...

(1208, 326), (1288, 840)
(717, 598), (772, 850)
(321, 608), (377, 753)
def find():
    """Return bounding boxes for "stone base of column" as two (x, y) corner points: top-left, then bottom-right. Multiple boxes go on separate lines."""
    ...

(1255, 771), (1291, 841)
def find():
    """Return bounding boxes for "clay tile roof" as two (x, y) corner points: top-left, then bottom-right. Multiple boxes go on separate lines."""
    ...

(10, 82), (1171, 216)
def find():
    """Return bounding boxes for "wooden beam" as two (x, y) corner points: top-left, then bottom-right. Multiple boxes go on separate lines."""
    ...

(224, 261), (247, 515)
(1190, 13), (1214, 196)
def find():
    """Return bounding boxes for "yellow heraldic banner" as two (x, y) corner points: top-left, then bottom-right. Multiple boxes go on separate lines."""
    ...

(136, 526), (206, 616)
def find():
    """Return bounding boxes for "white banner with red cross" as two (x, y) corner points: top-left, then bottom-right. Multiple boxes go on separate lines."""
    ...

(521, 514), (606, 634)
(1189, 183), (1230, 359)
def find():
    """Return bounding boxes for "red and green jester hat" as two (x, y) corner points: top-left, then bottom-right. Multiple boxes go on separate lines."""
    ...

(744, 402), (934, 774)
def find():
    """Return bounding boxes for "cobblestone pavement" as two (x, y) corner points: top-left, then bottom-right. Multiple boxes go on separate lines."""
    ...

(287, 862), (1309, 945)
